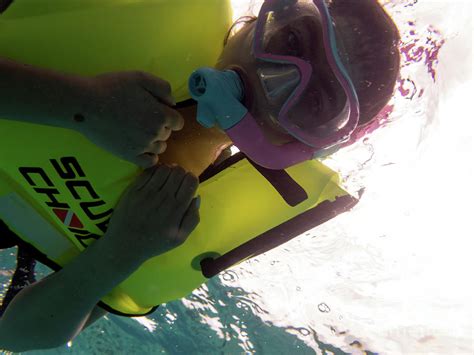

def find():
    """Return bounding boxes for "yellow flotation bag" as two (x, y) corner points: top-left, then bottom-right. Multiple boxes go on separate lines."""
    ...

(0, 0), (358, 316)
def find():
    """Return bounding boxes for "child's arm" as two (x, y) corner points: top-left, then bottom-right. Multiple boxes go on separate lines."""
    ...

(0, 57), (95, 129)
(0, 56), (184, 168)
(0, 165), (199, 352)
(0, 235), (142, 352)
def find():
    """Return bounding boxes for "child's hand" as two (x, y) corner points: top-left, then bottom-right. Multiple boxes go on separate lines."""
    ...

(81, 71), (184, 168)
(104, 165), (200, 263)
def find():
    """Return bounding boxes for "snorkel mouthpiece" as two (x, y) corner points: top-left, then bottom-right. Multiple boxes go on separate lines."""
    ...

(189, 67), (313, 170)
(189, 68), (248, 130)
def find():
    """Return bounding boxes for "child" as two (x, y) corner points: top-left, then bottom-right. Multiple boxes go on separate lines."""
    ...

(0, 0), (400, 351)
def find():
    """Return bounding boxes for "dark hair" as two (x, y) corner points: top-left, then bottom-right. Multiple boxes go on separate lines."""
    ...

(224, 16), (257, 47)
(224, 0), (400, 128)
(329, 0), (401, 126)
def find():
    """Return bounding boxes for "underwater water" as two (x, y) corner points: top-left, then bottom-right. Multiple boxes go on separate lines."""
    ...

(1, 0), (472, 354)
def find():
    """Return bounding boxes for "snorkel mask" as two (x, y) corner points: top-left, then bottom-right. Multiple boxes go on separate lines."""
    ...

(189, 0), (360, 169)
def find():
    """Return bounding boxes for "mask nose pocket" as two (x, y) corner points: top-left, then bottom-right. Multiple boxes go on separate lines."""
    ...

(257, 63), (301, 108)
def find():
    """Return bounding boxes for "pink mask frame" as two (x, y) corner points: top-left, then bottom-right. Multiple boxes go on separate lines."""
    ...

(226, 0), (360, 169)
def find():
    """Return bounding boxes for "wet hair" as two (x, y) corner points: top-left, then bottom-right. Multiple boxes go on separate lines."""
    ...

(224, 16), (258, 47)
(224, 0), (401, 128)
(328, 0), (401, 126)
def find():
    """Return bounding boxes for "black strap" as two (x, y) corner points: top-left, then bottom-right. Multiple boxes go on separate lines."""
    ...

(0, 0), (14, 14)
(201, 153), (308, 207)
(0, 246), (37, 317)
(248, 160), (308, 207)
(200, 194), (358, 278)
(175, 98), (197, 110)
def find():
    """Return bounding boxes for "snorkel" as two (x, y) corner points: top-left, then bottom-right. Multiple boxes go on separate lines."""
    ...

(188, 68), (314, 169)
(189, 0), (360, 170)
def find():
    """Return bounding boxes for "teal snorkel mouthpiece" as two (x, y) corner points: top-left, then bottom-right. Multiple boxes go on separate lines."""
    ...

(188, 67), (313, 170)
(188, 68), (248, 130)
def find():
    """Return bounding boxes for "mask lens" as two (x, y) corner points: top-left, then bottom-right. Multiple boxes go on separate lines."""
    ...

(255, 2), (354, 146)
(261, 10), (304, 57)
(257, 63), (300, 108)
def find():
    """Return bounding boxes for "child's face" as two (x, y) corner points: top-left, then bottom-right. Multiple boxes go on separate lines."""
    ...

(216, 3), (347, 146)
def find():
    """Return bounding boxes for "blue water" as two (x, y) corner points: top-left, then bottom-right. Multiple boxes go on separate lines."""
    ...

(1, 258), (322, 354)
(2, 0), (473, 354)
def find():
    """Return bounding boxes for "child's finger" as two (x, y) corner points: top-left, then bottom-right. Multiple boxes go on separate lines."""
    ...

(147, 164), (173, 192)
(164, 166), (187, 194)
(132, 163), (163, 191)
(161, 104), (184, 131)
(135, 153), (158, 169)
(143, 141), (167, 155)
(177, 197), (201, 243)
(175, 173), (199, 203)
(154, 126), (172, 141)
(139, 71), (175, 106)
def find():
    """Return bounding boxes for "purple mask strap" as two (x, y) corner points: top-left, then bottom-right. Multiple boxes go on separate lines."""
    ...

(226, 113), (313, 170)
